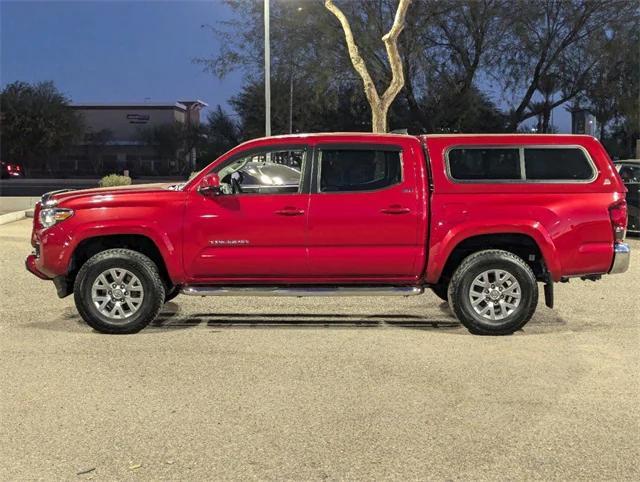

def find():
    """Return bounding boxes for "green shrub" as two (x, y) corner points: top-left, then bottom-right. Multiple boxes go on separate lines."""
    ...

(188, 170), (200, 180)
(99, 174), (132, 188)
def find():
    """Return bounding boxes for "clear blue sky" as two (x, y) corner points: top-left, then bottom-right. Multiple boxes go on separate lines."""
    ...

(1, 0), (242, 112)
(1, 0), (569, 132)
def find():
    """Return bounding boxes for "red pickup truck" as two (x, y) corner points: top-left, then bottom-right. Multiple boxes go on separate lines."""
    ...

(26, 133), (630, 335)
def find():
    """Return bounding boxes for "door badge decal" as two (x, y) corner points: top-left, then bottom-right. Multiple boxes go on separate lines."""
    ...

(210, 240), (250, 246)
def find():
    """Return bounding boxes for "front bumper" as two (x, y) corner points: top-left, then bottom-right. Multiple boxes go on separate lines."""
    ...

(26, 254), (73, 297)
(25, 254), (50, 280)
(609, 243), (631, 274)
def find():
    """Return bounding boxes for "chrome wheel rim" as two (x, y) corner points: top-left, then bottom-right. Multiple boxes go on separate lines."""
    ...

(469, 269), (521, 322)
(91, 268), (144, 321)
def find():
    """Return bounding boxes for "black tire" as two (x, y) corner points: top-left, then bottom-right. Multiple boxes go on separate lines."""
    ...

(430, 282), (449, 302)
(164, 285), (181, 303)
(73, 249), (165, 334)
(448, 249), (538, 335)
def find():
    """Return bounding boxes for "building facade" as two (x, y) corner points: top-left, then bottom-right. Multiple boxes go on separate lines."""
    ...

(62, 100), (207, 176)
(569, 108), (599, 137)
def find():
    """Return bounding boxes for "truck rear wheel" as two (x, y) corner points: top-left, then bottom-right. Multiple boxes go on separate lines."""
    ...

(448, 250), (538, 335)
(73, 249), (165, 334)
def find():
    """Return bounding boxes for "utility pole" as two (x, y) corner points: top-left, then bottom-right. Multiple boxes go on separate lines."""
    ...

(264, 0), (271, 137)
(289, 66), (294, 134)
(288, 7), (303, 135)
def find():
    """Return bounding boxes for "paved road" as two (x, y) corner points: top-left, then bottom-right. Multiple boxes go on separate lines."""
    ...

(1, 219), (638, 480)
(0, 178), (183, 197)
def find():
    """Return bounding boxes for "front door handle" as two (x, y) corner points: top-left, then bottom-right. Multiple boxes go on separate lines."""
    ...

(275, 207), (305, 216)
(381, 205), (411, 215)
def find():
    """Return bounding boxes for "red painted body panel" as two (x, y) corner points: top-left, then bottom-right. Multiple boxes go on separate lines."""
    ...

(27, 133), (626, 289)
(183, 192), (309, 278)
(30, 186), (187, 282)
(305, 136), (426, 280)
(422, 135), (626, 283)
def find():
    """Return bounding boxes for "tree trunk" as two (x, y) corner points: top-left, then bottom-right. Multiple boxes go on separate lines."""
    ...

(541, 107), (551, 133)
(325, 0), (411, 133)
(403, 72), (431, 132)
(371, 104), (387, 133)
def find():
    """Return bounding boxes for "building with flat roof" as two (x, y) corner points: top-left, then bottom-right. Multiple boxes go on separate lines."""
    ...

(569, 108), (598, 138)
(62, 100), (207, 176)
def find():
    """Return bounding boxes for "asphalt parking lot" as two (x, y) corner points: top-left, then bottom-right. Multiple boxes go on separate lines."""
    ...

(1, 218), (638, 480)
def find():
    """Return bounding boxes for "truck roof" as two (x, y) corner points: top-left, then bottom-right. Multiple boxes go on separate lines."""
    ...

(249, 132), (596, 142)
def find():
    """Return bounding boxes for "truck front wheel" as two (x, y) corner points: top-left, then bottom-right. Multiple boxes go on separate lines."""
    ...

(164, 285), (181, 303)
(73, 249), (165, 334)
(430, 282), (449, 302)
(448, 250), (538, 335)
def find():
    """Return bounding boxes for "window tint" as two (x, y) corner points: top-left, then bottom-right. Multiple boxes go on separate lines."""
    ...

(448, 148), (521, 180)
(217, 149), (304, 194)
(319, 149), (401, 192)
(524, 148), (593, 180)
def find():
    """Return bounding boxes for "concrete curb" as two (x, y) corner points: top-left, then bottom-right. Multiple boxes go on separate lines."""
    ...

(0, 196), (40, 212)
(0, 210), (27, 226)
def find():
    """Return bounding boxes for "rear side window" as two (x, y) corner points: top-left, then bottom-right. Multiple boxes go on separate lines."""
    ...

(447, 146), (595, 182)
(524, 148), (594, 180)
(319, 149), (401, 192)
(448, 148), (521, 180)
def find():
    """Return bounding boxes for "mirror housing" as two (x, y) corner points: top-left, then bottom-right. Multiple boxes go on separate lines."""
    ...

(198, 173), (222, 196)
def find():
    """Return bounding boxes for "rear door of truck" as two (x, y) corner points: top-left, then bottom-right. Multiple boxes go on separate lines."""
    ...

(305, 136), (428, 281)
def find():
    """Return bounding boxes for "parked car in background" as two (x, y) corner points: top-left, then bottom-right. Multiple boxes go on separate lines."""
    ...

(614, 159), (639, 234)
(1, 160), (25, 178)
(26, 133), (630, 336)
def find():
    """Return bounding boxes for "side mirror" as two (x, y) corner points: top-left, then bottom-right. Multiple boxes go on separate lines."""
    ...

(198, 173), (222, 196)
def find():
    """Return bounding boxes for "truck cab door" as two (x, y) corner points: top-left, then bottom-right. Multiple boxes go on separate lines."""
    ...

(183, 146), (310, 280)
(306, 141), (425, 280)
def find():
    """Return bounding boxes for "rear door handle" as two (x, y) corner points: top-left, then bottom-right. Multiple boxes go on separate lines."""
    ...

(275, 207), (305, 216)
(381, 205), (411, 215)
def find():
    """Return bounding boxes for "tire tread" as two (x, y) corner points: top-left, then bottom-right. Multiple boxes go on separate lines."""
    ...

(447, 249), (538, 335)
(73, 248), (165, 334)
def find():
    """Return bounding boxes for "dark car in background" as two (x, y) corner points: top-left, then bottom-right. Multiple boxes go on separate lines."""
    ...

(614, 159), (640, 234)
(1, 161), (25, 178)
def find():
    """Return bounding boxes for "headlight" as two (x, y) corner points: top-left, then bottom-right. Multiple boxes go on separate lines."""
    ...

(39, 208), (74, 228)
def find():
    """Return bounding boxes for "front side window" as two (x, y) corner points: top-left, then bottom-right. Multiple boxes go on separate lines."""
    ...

(319, 149), (401, 192)
(524, 148), (594, 180)
(448, 148), (521, 180)
(216, 149), (305, 194)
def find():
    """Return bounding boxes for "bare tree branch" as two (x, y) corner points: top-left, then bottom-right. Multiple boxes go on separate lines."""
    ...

(325, 0), (412, 132)
(380, 0), (411, 108)
(324, 0), (380, 108)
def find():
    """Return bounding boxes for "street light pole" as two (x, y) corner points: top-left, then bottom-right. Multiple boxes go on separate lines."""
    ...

(288, 7), (303, 135)
(289, 66), (293, 134)
(264, 0), (271, 137)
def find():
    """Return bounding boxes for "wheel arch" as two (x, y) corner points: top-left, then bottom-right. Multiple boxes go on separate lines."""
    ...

(429, 228), (560, 285)
(69, 234), (173, 291)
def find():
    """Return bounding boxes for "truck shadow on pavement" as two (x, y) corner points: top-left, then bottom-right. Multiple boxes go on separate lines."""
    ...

(146, 304), (569, 335)
(149, 310), (462, 331)
(35, 301), (568, 335)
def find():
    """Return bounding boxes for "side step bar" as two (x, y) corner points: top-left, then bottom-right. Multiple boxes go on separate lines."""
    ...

(181, 286), (424, 297)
